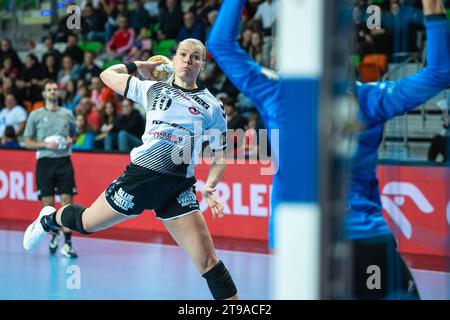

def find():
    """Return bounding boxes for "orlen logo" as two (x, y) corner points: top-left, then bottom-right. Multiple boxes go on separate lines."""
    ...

(380, 182), (434, 239)
(196, 180), (272, 217)
(0, 170), (38, 201)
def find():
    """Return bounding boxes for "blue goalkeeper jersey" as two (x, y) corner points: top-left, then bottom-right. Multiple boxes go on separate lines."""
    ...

(346, 16), (450, 239)
(208, 0), (450, 244)
(207, 0), (283, 249)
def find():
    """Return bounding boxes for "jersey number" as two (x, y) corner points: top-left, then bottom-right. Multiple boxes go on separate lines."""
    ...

(150, 95), (172, 111)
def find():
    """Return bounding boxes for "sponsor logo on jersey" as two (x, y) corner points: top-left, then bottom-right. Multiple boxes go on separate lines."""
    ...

(150, 131), (183, 144)
(191, 95), (210, 109)
(188, 107), (201, 115)
(152, 120), (194, 134)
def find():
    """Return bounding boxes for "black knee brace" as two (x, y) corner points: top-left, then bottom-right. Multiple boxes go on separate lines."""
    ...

(202, 261), (237, 300)
(60, 204), (91, 235)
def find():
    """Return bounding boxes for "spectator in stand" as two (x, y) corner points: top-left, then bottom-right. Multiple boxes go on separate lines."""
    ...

(105, 99), (144, 152)
(41, 36), (62, 68)
(95, 101), (117, 149)
(239, 28), (253, 53)
(106, 15), (136, 59)
(75, 97), (102, 133)
(103, 0), (130, 44)
(252, 0), (277, 37)
(90, 76), (121, 114)
(129, 0), (151, 34)
(236, 113), (259, 159)
(225, 97), (247, 131)
(58, 55), (80, 90)
(205, 9), (218, 38)
(0, 77), (22, 107)
(41, 55), (60, 83)
(143, 0), (160, 23)
(245, 0), (261, 20)
(79, 0), (102, 9)
(224, 96), (247, 158)
(196, 0), (220, 27)
(158, 0), (184, 40)
(62, 80), (78, 113)
(0, 94), (27, 138)
(21, 54), (45, 105)
(83, 3), (108, 42)
(1, 125), (20, 148)
(25, 40), (42, 61)
(384, 0), (425, 58)
(63, 34), (85, 65)
(177, 11), (206, 43)
(79, 51), (102, 84)
(0, 39), (23, 72)
(0, 57), (19, 79)
(428, 100), (450, 162)
(77, 79), (87, 91)
(248, 31), (264, 65)
(72, 114), (95, 151)
(124, 27), (153, 62)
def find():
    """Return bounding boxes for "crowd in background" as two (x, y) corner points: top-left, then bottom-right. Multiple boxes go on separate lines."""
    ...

(1, 0), (449, 159)
(0, 0), (277, 158)
(0, 0), (277, 157)
(352, 0), (450, 71)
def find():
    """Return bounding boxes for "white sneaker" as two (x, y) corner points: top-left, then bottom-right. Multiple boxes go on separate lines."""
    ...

(60, 243), (78, 258)
(23, 206), (57, 251)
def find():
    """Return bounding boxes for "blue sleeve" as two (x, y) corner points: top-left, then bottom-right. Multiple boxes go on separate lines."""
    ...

(357, 18), (450, 127)
(206, 0), (280, 118)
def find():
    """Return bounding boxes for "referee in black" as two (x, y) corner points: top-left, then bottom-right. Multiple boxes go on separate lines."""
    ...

(23, 80), (78, 258)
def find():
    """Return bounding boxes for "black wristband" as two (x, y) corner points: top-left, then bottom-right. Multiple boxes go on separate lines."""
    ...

(425, 14), (447, 22)
(123, 61), (137, 74)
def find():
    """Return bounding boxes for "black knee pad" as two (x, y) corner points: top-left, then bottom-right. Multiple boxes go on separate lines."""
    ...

(202, 260), (237, 300)
(60, 204), (91, 235)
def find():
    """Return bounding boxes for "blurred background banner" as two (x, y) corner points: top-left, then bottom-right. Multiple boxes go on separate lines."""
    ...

(0, 149), (271, 241)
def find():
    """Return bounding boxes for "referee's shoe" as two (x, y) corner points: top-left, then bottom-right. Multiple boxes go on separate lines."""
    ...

(60, 242), (78, 258)
(49, 231), (59, 254)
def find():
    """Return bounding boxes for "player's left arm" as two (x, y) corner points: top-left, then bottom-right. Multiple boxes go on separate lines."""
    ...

(203, 149), (226, 219)
(358, 1), (450, 127)
(203, 102), (228, 219)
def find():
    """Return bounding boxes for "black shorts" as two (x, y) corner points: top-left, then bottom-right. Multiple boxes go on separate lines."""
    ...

(36, 157), (77, 200)
(104, 163), (200, 220)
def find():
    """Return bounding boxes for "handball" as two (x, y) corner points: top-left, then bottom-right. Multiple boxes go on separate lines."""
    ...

(147, 55), (174, 82)
(44, 135), (67, 150)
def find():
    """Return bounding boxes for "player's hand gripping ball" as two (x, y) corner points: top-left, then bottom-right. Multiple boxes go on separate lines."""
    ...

(147, 55), (174, 82)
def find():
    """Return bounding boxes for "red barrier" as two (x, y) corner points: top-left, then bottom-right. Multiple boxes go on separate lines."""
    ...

(2, 149), (449, 255)
(0, 149), (272, 241)
(378, 164), (450, 257)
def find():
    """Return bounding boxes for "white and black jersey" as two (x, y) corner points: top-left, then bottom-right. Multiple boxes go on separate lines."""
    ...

(124, 76), (227, 178)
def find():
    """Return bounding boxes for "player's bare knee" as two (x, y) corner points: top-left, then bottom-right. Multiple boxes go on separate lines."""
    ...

(199, 255), (219, 274)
